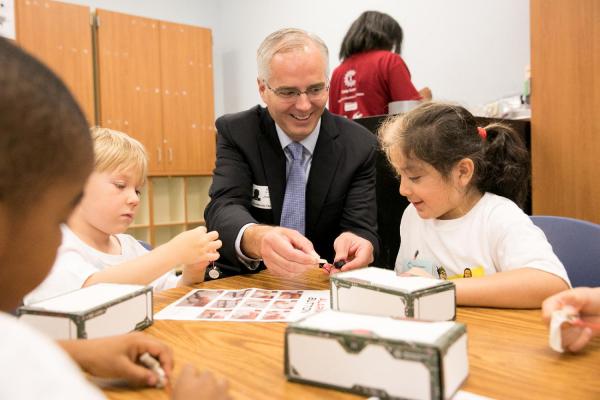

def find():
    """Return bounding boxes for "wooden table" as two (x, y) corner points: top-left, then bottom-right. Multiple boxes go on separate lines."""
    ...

(104, 270), (600, 400)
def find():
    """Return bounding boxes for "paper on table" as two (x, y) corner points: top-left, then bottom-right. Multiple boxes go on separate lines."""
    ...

(155, 288), (329, 322)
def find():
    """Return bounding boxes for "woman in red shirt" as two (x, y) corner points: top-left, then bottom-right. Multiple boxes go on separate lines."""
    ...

(329, 10), (431, 119)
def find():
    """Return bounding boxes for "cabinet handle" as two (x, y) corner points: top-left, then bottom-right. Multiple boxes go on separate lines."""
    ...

(157, 147), (162, 163)
(168, 147), (173, 163)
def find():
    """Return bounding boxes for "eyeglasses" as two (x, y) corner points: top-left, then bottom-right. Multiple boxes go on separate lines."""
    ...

(264, 80), (329, 101)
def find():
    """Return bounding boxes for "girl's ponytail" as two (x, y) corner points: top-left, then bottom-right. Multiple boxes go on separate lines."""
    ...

(476, 123), (530, 207)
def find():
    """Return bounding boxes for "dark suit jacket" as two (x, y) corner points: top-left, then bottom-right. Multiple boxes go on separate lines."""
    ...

(205, 105), (379, 276)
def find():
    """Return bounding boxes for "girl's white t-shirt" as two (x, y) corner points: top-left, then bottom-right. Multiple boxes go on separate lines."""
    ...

(396, 192), (571, 284)
(24, 225), (180, 305)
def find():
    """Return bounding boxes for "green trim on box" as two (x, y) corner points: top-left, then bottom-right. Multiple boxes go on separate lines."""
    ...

(285, 319), (467, 400)
(330, 269), (457, 320)
(17, 286), (153, 338)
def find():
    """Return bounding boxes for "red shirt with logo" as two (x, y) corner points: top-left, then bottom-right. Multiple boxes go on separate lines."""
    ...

(328, 50), (420, 119)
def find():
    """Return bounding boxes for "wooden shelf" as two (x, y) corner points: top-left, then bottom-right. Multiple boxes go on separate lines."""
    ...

(127, 175), (212, 247)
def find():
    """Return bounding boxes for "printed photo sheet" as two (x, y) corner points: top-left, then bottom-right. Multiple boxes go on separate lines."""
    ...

(155, 288), (329, 322)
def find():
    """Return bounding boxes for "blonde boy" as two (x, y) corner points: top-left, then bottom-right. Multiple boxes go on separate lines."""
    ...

(0, 37), (229, 399)
(25, 127), (221, 304)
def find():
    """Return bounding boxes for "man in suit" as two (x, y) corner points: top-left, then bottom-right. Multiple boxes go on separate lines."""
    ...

(204, 28), (379, 278)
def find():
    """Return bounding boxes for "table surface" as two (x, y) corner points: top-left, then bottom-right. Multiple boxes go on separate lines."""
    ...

(103, 270), (600, 400)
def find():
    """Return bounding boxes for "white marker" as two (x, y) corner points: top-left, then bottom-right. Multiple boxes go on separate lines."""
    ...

(139, 352), (167, 388)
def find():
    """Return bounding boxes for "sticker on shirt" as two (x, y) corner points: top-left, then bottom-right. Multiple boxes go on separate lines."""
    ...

(251, 184), (271, 209)
(344, 101), (358, 112)
(399, 249), (487, 280)
(400, 256), (438, 277)
(448, 266), (486, 280)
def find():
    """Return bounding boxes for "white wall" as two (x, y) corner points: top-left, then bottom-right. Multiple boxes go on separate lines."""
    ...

(60, 0), (530, 118)
(217, 0), (530, 116)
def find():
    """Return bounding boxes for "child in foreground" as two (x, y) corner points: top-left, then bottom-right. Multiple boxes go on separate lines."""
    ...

(0, 37), (229, 399)
(379, 102), (570, 308)
(25, 127), (221, 304)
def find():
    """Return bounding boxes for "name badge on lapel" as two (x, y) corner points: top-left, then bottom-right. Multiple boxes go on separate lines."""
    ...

(251, 184), (271, 209)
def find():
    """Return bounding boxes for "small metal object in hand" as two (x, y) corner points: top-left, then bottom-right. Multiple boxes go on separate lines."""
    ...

(207, 261), (221, 279)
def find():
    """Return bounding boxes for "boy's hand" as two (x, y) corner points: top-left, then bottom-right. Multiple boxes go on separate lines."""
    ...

(180, 261), (213, 286)
(168, 226), (222, 266)
(61, 332), (174, 387)
(172, 365), (231, 400)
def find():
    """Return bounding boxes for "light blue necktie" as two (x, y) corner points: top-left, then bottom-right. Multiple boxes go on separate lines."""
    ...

(280, 142), (306, 235)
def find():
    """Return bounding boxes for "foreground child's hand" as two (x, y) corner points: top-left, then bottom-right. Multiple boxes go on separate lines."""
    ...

(60, 332), (174, 387)
(167, 226), (222, 266)
(172, 364), (231, 400)
(542, 287), (600, 352)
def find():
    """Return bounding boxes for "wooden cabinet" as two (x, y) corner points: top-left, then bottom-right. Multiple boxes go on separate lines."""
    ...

(530, 0), (600, 223)
(96, 9), (215, 176)
(159, 20), (216, 175)
(15, 0), (217, 245)
(15, 0), (95, 123)
(95, 10), (164, 173)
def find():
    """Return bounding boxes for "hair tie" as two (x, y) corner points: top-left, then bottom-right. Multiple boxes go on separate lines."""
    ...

(477, 127), (487, 140)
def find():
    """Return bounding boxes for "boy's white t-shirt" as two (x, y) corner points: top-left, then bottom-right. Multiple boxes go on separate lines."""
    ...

(0, 312), (106, 399)
(24, 225), (180, 305)
(396, 192), (571, 284)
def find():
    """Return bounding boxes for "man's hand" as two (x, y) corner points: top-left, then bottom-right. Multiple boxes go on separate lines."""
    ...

(242, 225), (320, 276)
(325, 232), (374, 274)
(418, 86), (433, 101)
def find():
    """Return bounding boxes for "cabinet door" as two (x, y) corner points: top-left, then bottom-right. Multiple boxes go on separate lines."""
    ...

(159, 21), (215, 175)
(95, 9), (165, 174)
(15, 0), (94, 124)
(530, 0), (600, 223)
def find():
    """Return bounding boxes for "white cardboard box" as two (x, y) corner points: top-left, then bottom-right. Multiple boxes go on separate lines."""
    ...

(17, 283), (153, 339)
(331, 267), (456, 321)
(285, 310), (468, 400)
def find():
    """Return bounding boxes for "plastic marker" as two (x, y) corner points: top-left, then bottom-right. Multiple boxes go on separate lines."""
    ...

(317, 259), (347, 269)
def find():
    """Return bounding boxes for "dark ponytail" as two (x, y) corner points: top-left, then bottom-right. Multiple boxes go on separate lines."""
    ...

(476, 123), (530, 207)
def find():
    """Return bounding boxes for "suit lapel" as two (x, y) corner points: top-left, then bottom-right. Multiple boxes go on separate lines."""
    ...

(306, 110), (340, 234)
(258, 109), (286, 223)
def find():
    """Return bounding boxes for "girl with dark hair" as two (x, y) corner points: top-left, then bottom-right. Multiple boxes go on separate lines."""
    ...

(379, 102), (570, 308)
(329, 10), (431, 119)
